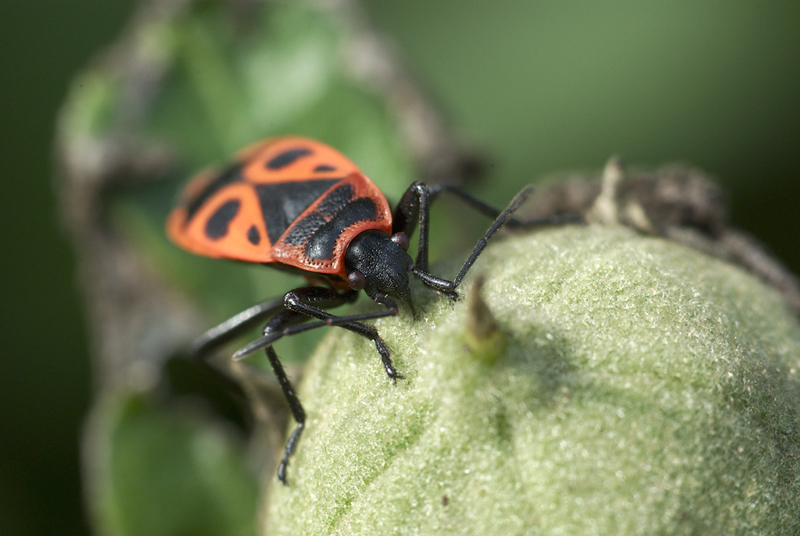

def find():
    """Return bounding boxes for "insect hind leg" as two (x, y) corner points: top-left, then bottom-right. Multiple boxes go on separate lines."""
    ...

(255, 289), (358, 485)
(191, 297), (286, 357)
(236, 287), (402, 484)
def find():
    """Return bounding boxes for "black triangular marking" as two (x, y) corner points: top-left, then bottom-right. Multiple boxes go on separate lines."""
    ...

(247, 224), (261, 245)
(254, 178), (342, 245)
(267, 148), (312, 170)
(185, 163), (245, 223)
(205, 200), (240, 240)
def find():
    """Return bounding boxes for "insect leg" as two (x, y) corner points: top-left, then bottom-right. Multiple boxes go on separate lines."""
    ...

(259, 309), (310, 486)
(191, 297), (286, 357)
(437, 185), (535, 291)
(234, 288), (403, 381)
(397, 182), (531, 295)
(392, 181), (431, 271)
(239, 289), (402, 483)
(429, 183), (583, 230)
(286, 290), (402, 381)
(398, 182), (580, 296)
(195, 289), (357, 484)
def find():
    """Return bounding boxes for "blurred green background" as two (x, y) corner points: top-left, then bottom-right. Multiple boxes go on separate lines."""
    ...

(2, 1), (798, 534)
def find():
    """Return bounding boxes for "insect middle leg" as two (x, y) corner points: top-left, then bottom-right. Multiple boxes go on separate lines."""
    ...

(259, 309), (310, 485)
(240, 287), (403, 484)
(285, 288), (403, 381)
(237, 287), (403, 380)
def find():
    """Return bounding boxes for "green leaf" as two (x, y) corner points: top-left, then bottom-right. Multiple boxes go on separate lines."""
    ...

(87, 392), (258, 536)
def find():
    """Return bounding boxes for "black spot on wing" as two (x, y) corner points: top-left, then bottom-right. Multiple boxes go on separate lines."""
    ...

(316, 183), (354, 216)
(267, 148), (312, 170)
(255, 179), (340, 244)
(205, 200), (240, 240)
(185, 164), (245, 223)
(305, 198), (377, 260)
(283, 212), (327, 246)
(314, 164), (336, 172)
(247, 225), (261, 245)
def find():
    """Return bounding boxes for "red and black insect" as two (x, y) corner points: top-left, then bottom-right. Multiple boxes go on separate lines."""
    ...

(167, 136), (574, 484)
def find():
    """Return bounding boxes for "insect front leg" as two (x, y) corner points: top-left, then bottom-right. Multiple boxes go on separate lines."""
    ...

(392, 182), (433, 272)
(395, 181), (536, 297)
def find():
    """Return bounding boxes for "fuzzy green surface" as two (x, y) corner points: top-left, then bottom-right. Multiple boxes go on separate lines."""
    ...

(263, 225), (800, 535)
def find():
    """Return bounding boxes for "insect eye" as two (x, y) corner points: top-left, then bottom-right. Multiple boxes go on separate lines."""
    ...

(348, 270), (366, 291)
(391, 232), (410, 251)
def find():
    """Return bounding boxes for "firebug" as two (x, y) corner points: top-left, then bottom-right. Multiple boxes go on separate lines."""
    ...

(167, 136), (574, 484)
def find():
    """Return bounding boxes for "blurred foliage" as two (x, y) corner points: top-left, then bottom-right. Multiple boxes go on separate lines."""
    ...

(87, 393), (258, 536)
(1, 2), (137, 535)
(364, 0), (800, 274)
(3, 1), (799, 535)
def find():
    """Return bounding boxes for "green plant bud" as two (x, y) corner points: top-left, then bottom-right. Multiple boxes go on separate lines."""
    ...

(264, 225), (800, 535)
